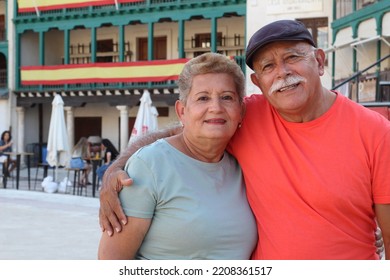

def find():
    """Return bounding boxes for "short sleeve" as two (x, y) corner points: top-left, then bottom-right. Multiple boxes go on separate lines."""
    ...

(373, 130), (390, 204)
(119, 153), (157, 218)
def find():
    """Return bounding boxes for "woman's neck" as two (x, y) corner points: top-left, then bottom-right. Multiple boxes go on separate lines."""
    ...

(167, 133), (227, 163)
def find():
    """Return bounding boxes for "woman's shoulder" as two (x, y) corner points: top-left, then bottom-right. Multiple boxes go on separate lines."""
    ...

(125, 140), (170, 177)
(132, 139), (168, 159)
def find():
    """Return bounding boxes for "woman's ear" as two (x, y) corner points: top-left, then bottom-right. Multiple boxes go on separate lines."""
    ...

(175, 100), (185, 123)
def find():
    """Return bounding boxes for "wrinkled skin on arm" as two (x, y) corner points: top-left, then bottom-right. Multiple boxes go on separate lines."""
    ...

(98, 125), (182, 236)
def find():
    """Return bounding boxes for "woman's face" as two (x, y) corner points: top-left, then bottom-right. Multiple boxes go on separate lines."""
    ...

(176, 73), (242, 142)
(3, 132), (10, 142)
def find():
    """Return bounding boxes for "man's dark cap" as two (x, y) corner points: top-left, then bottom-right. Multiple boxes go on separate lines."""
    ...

(246, 20), (316, 70)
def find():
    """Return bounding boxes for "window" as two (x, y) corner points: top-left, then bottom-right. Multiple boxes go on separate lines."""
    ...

(193, 33), (223, 56)
(137, 36), (167, 61)
(335, 0), (353, 19)
(297, 18), (328, 50)
(0, 15), (5, 41)
(96, 39), (114, 63)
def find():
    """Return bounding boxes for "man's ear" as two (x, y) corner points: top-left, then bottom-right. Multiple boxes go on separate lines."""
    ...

(315, 49), (326, 76)
(250, 73), (261, 89)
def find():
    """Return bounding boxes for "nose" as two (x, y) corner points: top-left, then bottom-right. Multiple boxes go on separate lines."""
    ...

(275, 62), (292, 79)
(209, 97), (224, 112)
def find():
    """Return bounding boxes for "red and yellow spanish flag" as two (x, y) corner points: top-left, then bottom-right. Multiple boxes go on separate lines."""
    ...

(21, 59), (189, 85)
(17, 0), (144, 13)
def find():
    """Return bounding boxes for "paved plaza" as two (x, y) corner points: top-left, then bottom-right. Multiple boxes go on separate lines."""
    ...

(0, 166), (102, 260)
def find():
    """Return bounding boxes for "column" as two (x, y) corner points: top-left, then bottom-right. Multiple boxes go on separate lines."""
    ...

(64, 29), (70, 64)
(16, 107), (25, 153)
(116, 106), (129, 153)
(178, 19), (185, 58)
(148, 22), (154, 61)
(64, 106), (74, 150)
(91, 27), (97, 63)
(39, 31), (45, 65)
(211, 17), (217, 53)
(118, 24), (125, 62)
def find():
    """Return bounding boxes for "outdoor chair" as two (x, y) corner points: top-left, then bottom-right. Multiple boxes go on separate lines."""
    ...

(65, 167), (88, 196)
(1, 162), (15, 188)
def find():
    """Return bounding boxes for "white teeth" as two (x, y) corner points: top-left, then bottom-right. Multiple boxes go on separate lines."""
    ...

(279, 84), (297, 92)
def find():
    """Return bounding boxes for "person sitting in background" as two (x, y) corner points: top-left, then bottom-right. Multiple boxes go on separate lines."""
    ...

(98, 52), (257, 259)
(70, 137), (91, 185)
(0, 130), (16, 176)
(97, 139), (119, 181)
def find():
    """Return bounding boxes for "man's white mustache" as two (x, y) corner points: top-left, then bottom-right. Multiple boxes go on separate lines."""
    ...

(268, 76), (306, 95)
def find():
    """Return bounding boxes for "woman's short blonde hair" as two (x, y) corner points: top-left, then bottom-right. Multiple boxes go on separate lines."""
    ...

(177, 52), (245, 104)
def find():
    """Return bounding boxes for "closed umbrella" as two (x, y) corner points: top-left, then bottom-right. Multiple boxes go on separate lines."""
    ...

(46, 94), (70, 182)
(129, 89), (159, 144)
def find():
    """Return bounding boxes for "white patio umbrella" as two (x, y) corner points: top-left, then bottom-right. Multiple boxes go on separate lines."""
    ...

(46, 94), (70, 182)
(128, 89), (159, 145)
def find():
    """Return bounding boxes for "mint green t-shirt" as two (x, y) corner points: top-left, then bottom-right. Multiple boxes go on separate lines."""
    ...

(120, 139), (257, 260)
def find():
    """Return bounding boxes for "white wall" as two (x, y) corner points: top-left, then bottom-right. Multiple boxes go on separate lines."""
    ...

(20, 31), (39, 66)
(0, 100), (10, 133)
(45, 30), (64, 65)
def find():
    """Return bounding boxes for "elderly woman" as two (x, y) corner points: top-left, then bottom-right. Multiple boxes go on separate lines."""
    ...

(98, 53), (257, 259)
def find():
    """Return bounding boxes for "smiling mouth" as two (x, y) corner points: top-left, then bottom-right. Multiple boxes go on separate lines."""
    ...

(278, 83), (299, 92)
(205, 119), (226, 124)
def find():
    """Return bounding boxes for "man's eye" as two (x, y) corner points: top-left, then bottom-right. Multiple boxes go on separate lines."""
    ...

(286, 55), (300, 62)
(262, 64), (273, 72)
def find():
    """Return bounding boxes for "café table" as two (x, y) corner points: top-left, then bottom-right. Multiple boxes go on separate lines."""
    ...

(4, 152), (34, 190)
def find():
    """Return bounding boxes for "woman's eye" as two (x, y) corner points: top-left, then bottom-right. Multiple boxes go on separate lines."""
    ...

(197, 96), (208, 101)
(222, 95), (234, 100)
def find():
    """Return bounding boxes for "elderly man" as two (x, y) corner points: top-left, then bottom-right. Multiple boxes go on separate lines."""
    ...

(99, 20), (390, 260)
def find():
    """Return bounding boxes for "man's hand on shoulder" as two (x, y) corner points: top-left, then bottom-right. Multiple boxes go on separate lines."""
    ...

(98, 124), (182, 236)
(99, 167), (132, 236)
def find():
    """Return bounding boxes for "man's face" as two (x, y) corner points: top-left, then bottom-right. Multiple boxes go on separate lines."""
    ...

(250, 41), (325, 121)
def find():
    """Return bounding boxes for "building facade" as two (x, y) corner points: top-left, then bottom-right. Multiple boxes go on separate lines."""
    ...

(330, 0), (390, 112)
(0, 0), (389, 165)
(4, 0), (246, 162)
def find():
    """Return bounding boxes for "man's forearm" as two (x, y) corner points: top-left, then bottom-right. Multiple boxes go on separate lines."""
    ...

(112, 124), (182, 170)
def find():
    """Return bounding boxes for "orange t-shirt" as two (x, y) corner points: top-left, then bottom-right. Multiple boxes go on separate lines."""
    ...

(229, 92), (390, 259)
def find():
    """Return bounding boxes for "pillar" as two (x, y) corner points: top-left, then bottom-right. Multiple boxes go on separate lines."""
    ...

(64, 106), (74, 150)
(15, 107), (25, 153)
(116, 105), (129, 153)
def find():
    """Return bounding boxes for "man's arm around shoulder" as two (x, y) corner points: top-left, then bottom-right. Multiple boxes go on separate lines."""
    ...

(99, 124), (182, 236)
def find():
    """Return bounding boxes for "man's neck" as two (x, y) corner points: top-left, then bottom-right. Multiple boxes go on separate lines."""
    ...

(278, 88), (337, 123)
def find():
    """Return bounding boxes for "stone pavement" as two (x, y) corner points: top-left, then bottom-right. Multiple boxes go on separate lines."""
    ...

(0, 166), (102, 260)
